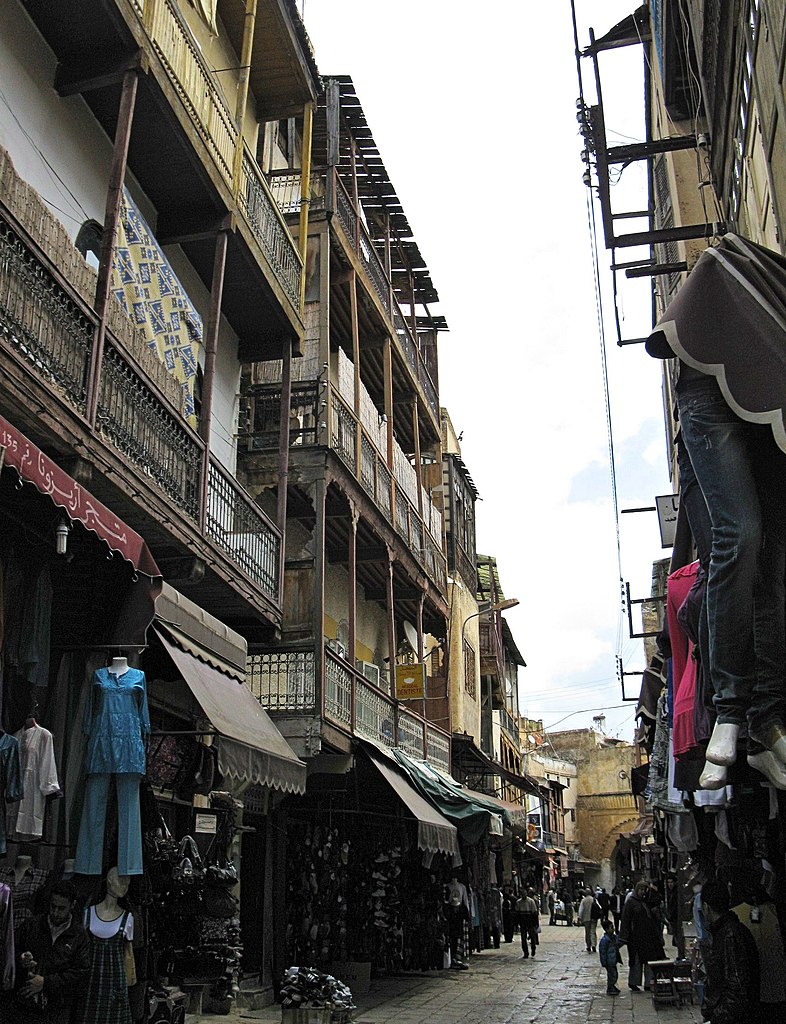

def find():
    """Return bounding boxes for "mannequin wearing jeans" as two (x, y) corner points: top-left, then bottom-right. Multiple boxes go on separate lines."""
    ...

(75, 660), (149, 875)
(676, 373), (786, 788)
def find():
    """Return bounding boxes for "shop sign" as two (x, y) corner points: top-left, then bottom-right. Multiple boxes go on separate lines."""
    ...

(195, 812), (218, 834)
(655, 493), (679, 548)
(395, 663), (426, 701)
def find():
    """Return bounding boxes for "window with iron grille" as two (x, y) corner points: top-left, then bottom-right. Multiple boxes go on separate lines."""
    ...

(463, 638), (476, 699)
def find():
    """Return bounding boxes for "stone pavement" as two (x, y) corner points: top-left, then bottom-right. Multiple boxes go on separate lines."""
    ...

(188, 917), (702, 1024)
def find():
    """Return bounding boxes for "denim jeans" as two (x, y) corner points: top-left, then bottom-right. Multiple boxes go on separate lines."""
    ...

(606, 965), (619, 993)
(677, 375), (786, 735)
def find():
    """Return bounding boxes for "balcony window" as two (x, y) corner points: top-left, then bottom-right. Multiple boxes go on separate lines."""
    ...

(463, 638), (476, 699)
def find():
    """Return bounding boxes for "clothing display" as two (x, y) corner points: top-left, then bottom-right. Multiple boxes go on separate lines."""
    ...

(0, 883), (13, 991)
(668, 562), (699, 756)
(0, 732), (23, 855)
(73, 908), (134, 1024)
(75, 667), (149, 877)
(0, 867), (50, 929)
(7, 723), (59, 842)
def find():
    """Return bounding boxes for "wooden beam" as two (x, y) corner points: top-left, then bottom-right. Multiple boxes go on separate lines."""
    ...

(156, 211), (234, 246)
(55, 51), (148, 97)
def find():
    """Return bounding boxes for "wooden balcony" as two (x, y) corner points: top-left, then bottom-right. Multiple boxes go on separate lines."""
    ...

(0, 193), (281, 623)
(22, 0), (310, 354)
(246, 381), (447, 597)
(248, 644), (452, 772)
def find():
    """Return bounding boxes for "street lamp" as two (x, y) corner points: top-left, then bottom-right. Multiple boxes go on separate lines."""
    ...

(460, 597), (520, 642)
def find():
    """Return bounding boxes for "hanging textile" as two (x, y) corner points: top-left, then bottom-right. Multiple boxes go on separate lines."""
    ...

(110, 189), (202, 427)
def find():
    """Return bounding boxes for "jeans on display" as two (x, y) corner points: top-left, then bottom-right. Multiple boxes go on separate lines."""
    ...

(74, 773), (143, 876)
(677, 375), (786, 736)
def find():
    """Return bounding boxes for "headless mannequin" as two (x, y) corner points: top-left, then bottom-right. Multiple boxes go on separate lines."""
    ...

(13, 854), (34, 886)
(109, 656), (129, 676)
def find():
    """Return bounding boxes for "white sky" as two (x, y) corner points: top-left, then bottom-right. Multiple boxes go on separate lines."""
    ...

(302, 1), (672, 740)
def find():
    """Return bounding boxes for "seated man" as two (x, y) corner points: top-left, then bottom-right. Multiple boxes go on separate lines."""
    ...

(3, 881), (89, 1023)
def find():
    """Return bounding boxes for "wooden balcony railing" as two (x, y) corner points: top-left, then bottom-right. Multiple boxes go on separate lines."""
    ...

(127, 0), (303, 319)
(0, 202), (281, 609)
(238, 147), (303, 312)
(248, 645), (451, 772)
(497, 706), (519, 744)
(331, 172), (439, 422)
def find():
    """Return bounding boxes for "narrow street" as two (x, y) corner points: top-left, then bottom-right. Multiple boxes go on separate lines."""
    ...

(191, 919), (702, 1024)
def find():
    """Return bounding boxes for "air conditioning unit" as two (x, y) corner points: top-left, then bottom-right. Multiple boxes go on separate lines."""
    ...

(360, 661), (380, 686)
(327, 639), (346, 659)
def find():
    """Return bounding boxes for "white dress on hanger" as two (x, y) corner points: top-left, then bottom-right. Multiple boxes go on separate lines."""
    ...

(8, 724), (60, 841)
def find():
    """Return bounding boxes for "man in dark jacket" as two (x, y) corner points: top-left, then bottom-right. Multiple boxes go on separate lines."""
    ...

(700, 880), (759, 1024)
(619, 880), (666, 991)
(3, 881), (89, 1023)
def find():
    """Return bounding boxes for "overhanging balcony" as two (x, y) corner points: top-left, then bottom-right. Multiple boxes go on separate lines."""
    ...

(0, 187), (281, 625)
(248, 643), (452, 772)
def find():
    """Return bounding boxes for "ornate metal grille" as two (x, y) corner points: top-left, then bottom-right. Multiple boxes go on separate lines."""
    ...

(247, 649), (315, 711)
(396, 707), (425, 758)
(0, 219), (92, 414)
(356, 676), (395, 746)
(330, 393), (356, 471)
(394, 489), (410, 543)
(360, 432), (376, 495)
(377, 462), (392, 522)
(324, 650), (352, 726)
(248, 382), (320, 451)
(239, 151), (302, 311)
(97, 340), (202, 520)
(426, 728), (450, 772)
(206, 458), (280, 599)
(359, 233), (390, 315)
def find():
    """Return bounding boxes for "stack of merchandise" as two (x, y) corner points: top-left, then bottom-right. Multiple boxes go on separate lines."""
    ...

(279, 966), (355, 1023)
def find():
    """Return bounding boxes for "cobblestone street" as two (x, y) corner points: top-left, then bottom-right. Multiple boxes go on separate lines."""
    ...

(191, 919), (703, 1024)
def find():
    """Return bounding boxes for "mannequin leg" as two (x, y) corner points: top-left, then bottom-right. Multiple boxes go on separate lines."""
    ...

(115, 773), (143, 876)
(677, 378), (760, 739)
(74, 773), (110, 875)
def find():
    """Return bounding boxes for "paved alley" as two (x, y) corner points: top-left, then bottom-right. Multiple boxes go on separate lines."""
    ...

(191, 919), (702, 1024)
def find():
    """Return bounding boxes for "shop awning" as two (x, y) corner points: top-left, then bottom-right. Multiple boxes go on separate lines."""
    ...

(0, 414), (160, 576)
(392, 749), (507, 844)
(156, 583), (246, 681)
(156, 627), (306, 795)
(646, 233), (786, 455)
(363, 746), (458, 855)
(451, 733), (541, 796)
(473, 792), (529, 829)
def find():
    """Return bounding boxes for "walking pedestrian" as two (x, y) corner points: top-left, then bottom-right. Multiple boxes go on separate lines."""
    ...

(516, 888), (540, 959)
(597, 887), (611, 924)
(578, 889), (600, 952)
(619, 879), (666, 991)
(501, 886), (516, 944)
(598, 919), (623, 996)
(547, 887), (556, 926)
(610, 887), (623, 931)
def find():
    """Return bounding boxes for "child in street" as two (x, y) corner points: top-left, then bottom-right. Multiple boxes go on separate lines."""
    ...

(598, 919), (623, 995)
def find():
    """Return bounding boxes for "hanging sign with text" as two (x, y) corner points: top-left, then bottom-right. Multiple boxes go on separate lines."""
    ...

(395, 663), (426, 701)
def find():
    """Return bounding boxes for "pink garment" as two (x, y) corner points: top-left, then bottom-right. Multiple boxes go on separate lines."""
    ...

(668, 561), (699, 756)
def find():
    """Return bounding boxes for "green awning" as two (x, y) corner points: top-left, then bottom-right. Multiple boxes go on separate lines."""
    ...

(392, 750), (509, 844)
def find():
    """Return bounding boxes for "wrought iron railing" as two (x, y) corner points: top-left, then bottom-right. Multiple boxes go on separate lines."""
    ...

(330, 392), (357, 472)
(247, 649), (316, 711)
(334, 173), (358, 249)
(426, 728), (451, 772)
(268, 169), (326, 217)
(0, 217), (92, 414)
(143, 0), (238, 186)
(97, 340), (203, 521)
(497, 706), (519, 744)
(238, 148), (303, 313)
(253, 643), (450, 767)
(397, 706), (425, 758)
(206, 457), (280, 601)
(324, 649), (353, 727)
(247, 382), (320, 451)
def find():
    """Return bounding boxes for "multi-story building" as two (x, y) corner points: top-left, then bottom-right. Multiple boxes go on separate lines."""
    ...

(0, 0), (324, 1004)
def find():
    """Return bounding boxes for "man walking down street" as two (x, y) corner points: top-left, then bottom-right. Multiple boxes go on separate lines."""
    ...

(516, 888), (540, 959)
(700, 880), (760, 1024)
(620, 880), (666, 991)
(578, 889), (599, 952)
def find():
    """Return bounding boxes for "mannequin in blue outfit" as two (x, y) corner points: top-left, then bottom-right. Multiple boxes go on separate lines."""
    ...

(75, 657), (149, 876)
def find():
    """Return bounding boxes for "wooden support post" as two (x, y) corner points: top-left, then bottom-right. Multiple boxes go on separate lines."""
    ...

(350, 135), (360, 251)
(232, 0), (258, 195)
(383, 337), (394, 468)
(298, 101), (314, 315)
(350, 272), (362, 473)
(325, 80), (340, 215)
(277, 337), (293, 608)
(199, 228), (229, 447)
(412, 398), (423, 517)
(386, 549), (396, 699)
(314, 477), (327, 718)
(348, 505), (358, 730)
(86, 67), (138, 426)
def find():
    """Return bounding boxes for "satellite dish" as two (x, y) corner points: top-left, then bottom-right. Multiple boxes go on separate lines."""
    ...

(403, 620), (419, 654)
